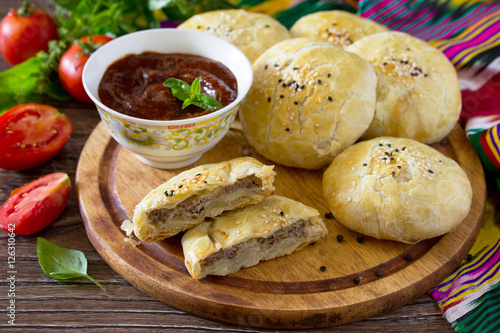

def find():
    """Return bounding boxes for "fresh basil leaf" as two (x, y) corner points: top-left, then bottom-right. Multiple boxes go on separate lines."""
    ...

(164, 76), (223, 110)
(182, 97), (194, 109)
(37, 237), (106, 291)
(164, 78), (191, 100)
(193, 94), (223, 110)
(190, 77), (201, 95)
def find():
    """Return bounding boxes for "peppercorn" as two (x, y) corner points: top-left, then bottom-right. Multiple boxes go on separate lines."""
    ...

(320, 266), (327, 272)
(353, 276), (361, 284)
(336, 234), (344, 242)
(324, 212), (333, 219)
(405, 253), (413, 261)
(375, 270), (382, 277)
(357, 235), (364, 244)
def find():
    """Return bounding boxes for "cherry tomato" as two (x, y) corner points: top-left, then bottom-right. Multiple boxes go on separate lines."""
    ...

(0, 2), (58, 65)
(0, 172), (71, 235)
(0, 104), (72, 171)
(59, 35), (113, 103)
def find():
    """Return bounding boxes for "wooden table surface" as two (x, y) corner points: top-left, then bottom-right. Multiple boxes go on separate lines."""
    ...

(0, 0), (457, 331)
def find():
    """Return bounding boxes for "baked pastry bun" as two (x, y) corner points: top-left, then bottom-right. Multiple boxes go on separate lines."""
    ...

(182, 195), (327, 279)
(345, 31), (461, 144)
(322, 137), (472, 244)
(177, 9), (290, 63)
(239, 37), (377, 170)
(290, 10), (388, 48)
(133, 157), (276, 242)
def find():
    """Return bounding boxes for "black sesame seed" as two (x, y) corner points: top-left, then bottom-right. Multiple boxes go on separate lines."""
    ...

(428, 169), (434, 174)
(385, 152), (389, 156)
(274, 64), (279, 67)
(278, 79), (283, 83)
(379, 143), (383, 146)
(395, 149), (399, 152)
(285, 128), (290, 132)
(265, 24), (270, 28)
(196, 173), (201, 177)
(327, 73), (331, 77)
(178, 185), (183, 188)
(439, 160), (442, 163)
(397, 165), (402, 169)
(424, 74), (429, 77)
(362, 163), (367, 167)
(382, 157), (387, 160)
(203, 180), (208, 184)
(301, 85), (305, 89)
(320, 266), (327, 272)
(325, 212), (334, 219)
(317, 79), (322, 84)
(287, 82), (292, 87)
(383, 62), (387, 66)
(375, 270), (382, 277)
(169, 190), (174, 197)
(391, 171), (395, 177)
(387, 144), (391, 147)
(282, 83), (286, 88)
(164, 191), (169, 196)
(405, 253), (413, 261)
(310, 241), (316, 245)
(353, 276), (361, 284)
(327, 96), (333, 101)
(336, 234), (344, 242)
(268, 97), (271, 102)
(294, 101), (298, 105)
(264, 65), (268, 69)
(280, 211), (284, 216)
(293, 67), (298, 70)
(390, 157), (394, 161)
(402, 147), (406, 151)
(280, 95), (284, 98)
(357, 235), (364, 243)
(291, 80), (296, 84)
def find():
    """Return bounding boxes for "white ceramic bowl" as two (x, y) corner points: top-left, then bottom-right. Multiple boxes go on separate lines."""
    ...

(83, 29), (253, 169)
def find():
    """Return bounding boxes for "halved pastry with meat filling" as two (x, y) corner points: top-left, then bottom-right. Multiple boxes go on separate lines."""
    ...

(181, 195), (327, 280)
(133, 157), (276, 242)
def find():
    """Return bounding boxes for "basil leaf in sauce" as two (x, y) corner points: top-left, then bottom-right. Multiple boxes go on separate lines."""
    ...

(163, 77), (223, 110)
(37, 237), (106, 291)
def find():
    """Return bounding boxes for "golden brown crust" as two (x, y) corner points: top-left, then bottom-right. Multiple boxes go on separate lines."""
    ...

(346, 31), (461, 144)
(177, 9), (291, 63)
(290, 10), (388, 48)
(133, 157), (276, 242)
(322, 137), (472, 244)
(239, 37), (377, 170)
(181, 195), (327, 279)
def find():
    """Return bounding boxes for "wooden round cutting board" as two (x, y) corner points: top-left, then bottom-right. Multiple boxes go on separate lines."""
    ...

(76, 120), (486, 329)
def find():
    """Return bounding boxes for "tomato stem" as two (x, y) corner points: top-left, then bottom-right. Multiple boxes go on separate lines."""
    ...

(17, 1), (34, 17)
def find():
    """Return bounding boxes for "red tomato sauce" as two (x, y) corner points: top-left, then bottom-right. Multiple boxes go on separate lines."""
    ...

(97, 52), (238, 120)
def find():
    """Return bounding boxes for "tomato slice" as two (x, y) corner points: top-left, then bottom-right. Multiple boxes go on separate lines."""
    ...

(0, 172), (71, 235)
(0, 104), (72, 171)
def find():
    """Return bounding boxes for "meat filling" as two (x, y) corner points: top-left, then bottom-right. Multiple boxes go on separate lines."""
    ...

(201, 220), (307, 269)
(147, 176), (261, 223)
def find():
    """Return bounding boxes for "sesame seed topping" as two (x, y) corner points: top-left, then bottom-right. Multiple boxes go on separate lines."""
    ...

(317, 79), (322, 84)
(327, 96), (333, 101)
(268, 97), (271, 102)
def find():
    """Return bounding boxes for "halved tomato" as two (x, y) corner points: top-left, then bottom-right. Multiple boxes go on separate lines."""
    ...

(0, 104), (72, 171)
(0, 172), (71, 235)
